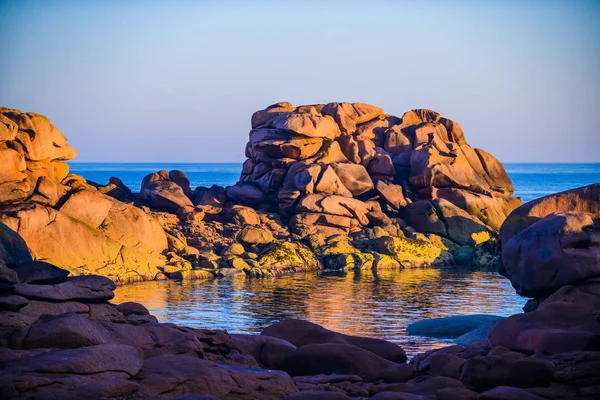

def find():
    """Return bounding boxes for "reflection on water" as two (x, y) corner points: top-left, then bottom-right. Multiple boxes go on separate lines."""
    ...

(113, 268), (526, 357)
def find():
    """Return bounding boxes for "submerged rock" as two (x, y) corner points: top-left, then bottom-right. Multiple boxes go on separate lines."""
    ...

(406, 315), (504, 338)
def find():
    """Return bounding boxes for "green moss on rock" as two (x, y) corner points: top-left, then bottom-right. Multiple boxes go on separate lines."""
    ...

(258, 242), (320, 273)
(372, 236), (452, 267)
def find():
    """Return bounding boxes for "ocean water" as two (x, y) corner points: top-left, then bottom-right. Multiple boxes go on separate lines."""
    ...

(113, 268), (525, 358)
(69, 162), (600, 202)
(505, 163), (599, 202)
(69, 162), (241, 192)
(82, 162), (598, 356)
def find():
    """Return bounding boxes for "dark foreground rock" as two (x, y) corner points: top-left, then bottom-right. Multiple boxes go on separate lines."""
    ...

(262, 318), (407, 362)
(278, 343), (394, 381)
(0, 257), (301, 399)
(134, 355), (297, 399)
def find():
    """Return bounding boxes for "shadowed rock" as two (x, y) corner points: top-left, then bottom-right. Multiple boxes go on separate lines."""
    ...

(261, 318), (406, 363)
(229, 334), (297, 369)
(499, 183), (600, 247)
(0, 222), (32, 266)
(489, 302), (600, 354)
(13, 275), (116, 302)
(459, 353), (555, 390)
(0, 344), (143, 398)
(135, 354), (297, 398)
(278, 343), (394, 381)
(500, 211), (600, 297)
(12, 261), (69, 284)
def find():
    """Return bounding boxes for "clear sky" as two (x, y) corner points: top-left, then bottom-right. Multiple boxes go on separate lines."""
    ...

(0, 0), (599, 163)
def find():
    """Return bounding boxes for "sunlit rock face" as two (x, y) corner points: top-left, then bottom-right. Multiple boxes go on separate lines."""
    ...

(0, 107), (76, 206)
(125, 103), (524, 279)
(0, 107), (168, 284)
(235, 102), (521, 244)
(0, 103), (522, 283)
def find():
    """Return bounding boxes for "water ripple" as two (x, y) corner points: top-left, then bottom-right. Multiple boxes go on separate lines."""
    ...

(113, 268), (527, 358)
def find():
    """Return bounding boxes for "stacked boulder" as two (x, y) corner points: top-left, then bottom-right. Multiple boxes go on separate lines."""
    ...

(0, 107), (169, 284)
(140, 169), (194, 212)
(0, 106), (76, 205)
(0, 103), (524, 283)
(235, 102), (520, 247)
(492, 184), (600, 356)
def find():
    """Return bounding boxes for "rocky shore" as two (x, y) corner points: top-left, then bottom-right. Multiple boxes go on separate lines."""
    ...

(1, 103), (598, 399)
(0, 183), (599, 399)
(0, 103), (522, 284)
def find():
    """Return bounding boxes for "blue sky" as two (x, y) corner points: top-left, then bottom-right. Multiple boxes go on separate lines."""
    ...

(0, 0), (599, 162)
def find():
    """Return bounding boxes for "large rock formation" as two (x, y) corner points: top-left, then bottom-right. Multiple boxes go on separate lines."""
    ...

(0, 107), (168, 283)
(0, 106), (75, 205)
(398, 186), (599, 400)
(0, 103), (522, 283)
(235, 102), (520, 243)
(165, 103), (521, 275)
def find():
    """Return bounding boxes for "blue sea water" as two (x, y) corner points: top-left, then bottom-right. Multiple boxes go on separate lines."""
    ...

(69, 162), (600, 202)
(69, 163), (241, 192)
(96, 162), (597, 356)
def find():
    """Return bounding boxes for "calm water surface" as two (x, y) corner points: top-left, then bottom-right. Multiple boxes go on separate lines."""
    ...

(113, 268), (527, 357)
(88, 163), (596, 356)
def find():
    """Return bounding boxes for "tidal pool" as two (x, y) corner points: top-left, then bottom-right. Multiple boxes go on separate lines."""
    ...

(113, 268), (527, 357)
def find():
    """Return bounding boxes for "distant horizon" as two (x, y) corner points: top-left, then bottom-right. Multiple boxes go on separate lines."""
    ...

(68, 162), (600, 204)
(67, 161), (600, 165)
